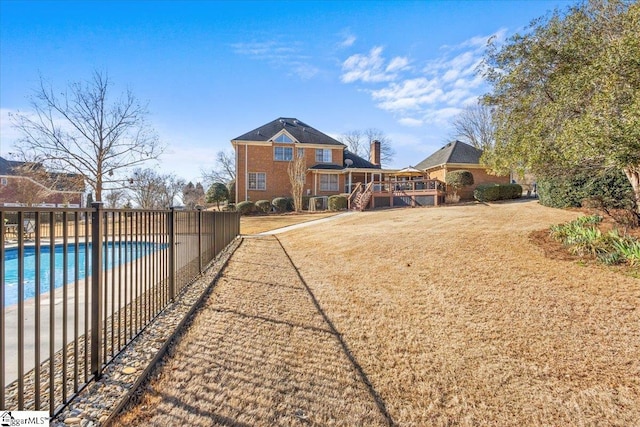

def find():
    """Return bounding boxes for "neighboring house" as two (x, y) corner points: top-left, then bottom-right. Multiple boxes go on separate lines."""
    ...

(416, 140), (510, 200)
(232, 117), (381, 202)
(0, 156), (85, 207)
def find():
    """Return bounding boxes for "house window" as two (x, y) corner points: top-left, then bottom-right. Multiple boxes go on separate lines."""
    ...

(297, 148), (304, 158)
(274, 134), (293, 143)
(248, 172), (266, 190)
(316, 149), (332, 163)
(0, 178), (6, 186)
(319, 174), (338, 191)
(274, 146), (293, 161)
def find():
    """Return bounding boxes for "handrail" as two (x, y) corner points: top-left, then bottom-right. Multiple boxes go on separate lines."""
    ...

(347, 182), (362, 209)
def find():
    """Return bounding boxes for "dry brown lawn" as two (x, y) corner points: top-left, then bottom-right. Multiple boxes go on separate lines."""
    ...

(241, 212), (338, 235)
(115, 200), (640, 426)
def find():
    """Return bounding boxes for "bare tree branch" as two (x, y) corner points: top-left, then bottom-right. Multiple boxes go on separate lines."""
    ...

(201, 150), (236, 185)
(9, 70), (164, 201)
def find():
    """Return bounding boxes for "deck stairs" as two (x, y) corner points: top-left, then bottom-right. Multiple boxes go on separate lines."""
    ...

(350, 182), (374, 211)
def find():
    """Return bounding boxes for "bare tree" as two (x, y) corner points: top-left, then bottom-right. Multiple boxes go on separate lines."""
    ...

(287, 152), (307, 212)
(128, 168), (184, 209)
(339, 128), (395, 166)
(182, 181), (206, 209)
(10, 70), (163, 201)
(450, 102), (495, 152)
(201, 150), (236, 185)
(104, 189), (127, 208)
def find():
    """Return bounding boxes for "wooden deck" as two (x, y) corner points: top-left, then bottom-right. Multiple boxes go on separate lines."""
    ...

(348, 179), (446, 210)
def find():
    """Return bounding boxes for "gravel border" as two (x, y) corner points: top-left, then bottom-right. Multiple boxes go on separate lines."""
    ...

(50, 237), (242, 426)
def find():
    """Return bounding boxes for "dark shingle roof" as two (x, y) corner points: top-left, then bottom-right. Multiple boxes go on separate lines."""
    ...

(343, 150), (380, 169)
(308, 163), (344, 170)
(415, 140), (482, 170)
(0, 156), (24, 175)
(233, 117), (345, 146)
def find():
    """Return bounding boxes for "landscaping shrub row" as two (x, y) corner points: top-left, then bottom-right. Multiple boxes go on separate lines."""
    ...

(233, 195), (349, 215)
(550, 215), (640, 266)
(473, 183), (522, 202)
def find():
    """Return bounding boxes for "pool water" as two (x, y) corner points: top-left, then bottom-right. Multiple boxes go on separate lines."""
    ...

(3, 241), (167, 307)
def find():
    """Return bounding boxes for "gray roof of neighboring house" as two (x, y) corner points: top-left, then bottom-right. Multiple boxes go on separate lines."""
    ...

(416, 140), (483, 170)
(0, 156), (24, 175)
(232, 117), (345, 146)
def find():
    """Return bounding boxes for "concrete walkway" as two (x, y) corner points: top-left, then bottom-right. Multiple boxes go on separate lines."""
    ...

(113, 235), (390, 427)
(258, 211), (356, 235)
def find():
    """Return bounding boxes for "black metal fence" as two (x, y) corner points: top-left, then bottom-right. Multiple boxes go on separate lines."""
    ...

(0, 204), (240, 415)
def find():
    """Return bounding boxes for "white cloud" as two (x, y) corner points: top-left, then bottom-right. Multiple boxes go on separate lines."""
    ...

(341, 46), (408, 84)
(386, 56), (410, 73)
(398, 117), (423, 127)
(231, 39), (319, 80)
(340, 30), (502, 128)
(339, 34), (357, 48)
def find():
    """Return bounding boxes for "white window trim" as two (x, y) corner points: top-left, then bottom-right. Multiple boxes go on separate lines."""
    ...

(248, 172), (266, 190)
(274, 146), (294, 161)
(319, 174), (339, 191)
(271, 130), (296, 143)
(315, 148), (332, 163)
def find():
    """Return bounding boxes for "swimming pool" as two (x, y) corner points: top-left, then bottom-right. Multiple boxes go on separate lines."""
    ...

(3, 241), (167, 308)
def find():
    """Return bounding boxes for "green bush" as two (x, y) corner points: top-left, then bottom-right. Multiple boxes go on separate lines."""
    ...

(236, 201), (255, 215)
(286, 197), (295, 211)
(301, 196), (311, 210)
(499, 183), (523, 199)
(474, 183), (522, 202)
(272, 197), (289, 213)
(445, 170), (474, 195)
(224, 203), (236, 212)
(255, 200), (272, 213)
(328, 195), (348, 211)
(538, 168), (635, 209)
(474, 184), (501, 201)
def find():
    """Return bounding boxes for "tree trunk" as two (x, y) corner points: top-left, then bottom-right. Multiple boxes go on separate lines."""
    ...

(623, 165), (640, 213)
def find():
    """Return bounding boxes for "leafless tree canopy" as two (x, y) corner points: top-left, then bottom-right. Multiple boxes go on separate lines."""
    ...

(182, 181), (206, 209)
(339, 128), (395, 166)
(9, 70), (164, 201)
(128, 168), (185, 209)
(202, 150), (236, 185)
(287, 152), (307, 212)
(450, 102), (496, 152)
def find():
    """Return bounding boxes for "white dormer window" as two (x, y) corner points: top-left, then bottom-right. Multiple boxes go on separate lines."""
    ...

(274, 134), (293, 143)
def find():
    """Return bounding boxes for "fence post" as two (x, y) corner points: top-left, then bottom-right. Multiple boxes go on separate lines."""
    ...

(197, 206), (203, 274)
(90, 202), (104, 378)
(168, 207), (176, 301)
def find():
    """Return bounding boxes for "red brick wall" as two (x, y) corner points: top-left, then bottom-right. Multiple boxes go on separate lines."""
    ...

(440, 166), (510, 200)
(235, 143), (345, 202)
(0, 176), (83, 206)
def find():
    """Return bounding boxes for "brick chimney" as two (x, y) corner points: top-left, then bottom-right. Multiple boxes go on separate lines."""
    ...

(370, 140), (381, 167)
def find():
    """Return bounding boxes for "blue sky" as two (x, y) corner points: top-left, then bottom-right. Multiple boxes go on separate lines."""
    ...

(0, 0), (573, 184)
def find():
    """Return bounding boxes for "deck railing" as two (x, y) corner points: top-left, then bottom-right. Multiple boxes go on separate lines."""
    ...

(0, 205), (240, 416)
(372, 179), (446, 193)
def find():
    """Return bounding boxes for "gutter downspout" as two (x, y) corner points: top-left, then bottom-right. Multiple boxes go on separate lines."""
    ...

(245, 143), (248, 201)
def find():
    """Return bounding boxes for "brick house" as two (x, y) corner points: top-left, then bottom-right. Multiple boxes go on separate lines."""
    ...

(232, 118), (381, 202)
(0, 156), (85, 207)
(416, 140), (510, 199)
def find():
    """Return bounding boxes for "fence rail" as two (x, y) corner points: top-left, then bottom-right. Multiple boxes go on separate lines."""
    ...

(0, 205), (240, 416)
